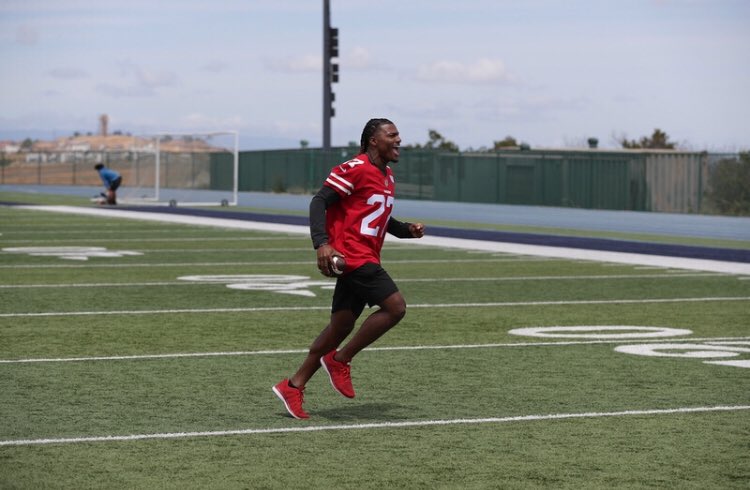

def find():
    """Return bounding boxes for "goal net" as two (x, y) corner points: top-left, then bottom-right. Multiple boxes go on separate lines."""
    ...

(120, 131), (239, 207)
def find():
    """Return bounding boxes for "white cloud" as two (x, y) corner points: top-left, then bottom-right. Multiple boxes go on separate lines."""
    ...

(265, 55), (321, 73)
(264, 46), (383, 75)
(392, 101), (462, 121)
(415, 58), (513, 84)
(96, 63), (178, 98)
(345, 46), (381, 70)
(472, 94), (590, 123)
(96, 83), (154, 98)
(131, 65), (178, 89)
(181, 113), (244, 130)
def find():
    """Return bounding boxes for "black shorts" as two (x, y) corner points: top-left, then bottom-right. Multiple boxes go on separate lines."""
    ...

(109, 176), (122, 191)
(331, 263), (399, 318)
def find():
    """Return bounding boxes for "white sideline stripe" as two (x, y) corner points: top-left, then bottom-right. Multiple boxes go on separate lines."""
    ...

(16, 205), (312, 234)
(1, 296), (748, 318)
(0, 272), (727, 289)
(2, 405), (748, 447)
(3, 336), (748, 364)
(415, 235), (750, 275)
(16, 205), (750, 275)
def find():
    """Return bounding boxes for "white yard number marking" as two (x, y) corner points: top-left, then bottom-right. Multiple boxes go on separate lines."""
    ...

(615, 343), (750, 368)
(509, 326), (692, 339)
(2, 246), (142, 261)
(178, 274), (334, 297)
(360, 194), (394, 237)
(509, 326), (750, 369)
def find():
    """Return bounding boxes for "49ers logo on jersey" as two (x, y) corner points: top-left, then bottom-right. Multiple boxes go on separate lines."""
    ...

(338, 158), (364, 172)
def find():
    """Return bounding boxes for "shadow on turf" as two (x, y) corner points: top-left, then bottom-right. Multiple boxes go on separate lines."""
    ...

(306, 402), (407, 421)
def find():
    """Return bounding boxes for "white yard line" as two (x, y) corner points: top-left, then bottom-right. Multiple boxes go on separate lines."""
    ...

(16, 205), (750, 275)
(0, 258), (541, 270)
(0, 272), (727, 289)
(1, 296), (747, 318)
(2, 336), (748, 364)
(0, 236), (305, 243)
(2, 405), (748, 447)
(0, 261), (315, 269)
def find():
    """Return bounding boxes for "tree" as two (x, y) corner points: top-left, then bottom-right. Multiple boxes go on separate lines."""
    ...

(493, 136), (518, 149)
(620, 128), (677, 149)
(407, 129), (459, 152)
(705, 152), (750, 215)
(20, 138), (34, 150)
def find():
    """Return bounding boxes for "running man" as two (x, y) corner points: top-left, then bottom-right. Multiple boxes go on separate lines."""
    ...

(272, 118), (425, 419)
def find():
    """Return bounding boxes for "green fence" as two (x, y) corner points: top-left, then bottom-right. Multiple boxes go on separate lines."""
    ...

(235, 148), (355, 194)
(227, 148), (708, 213)
(2, 146), (708, 213)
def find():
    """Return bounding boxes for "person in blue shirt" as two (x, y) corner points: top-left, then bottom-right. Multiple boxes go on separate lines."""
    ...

(94, 163), (122, 205)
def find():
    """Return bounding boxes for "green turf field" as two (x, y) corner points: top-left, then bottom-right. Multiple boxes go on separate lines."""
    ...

(1, 205), (749, 489)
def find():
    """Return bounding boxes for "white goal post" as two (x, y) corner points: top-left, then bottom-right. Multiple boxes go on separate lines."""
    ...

(121, 130), (239, 207)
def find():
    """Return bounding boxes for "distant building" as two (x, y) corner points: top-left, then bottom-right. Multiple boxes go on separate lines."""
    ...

(0, 141), (20, 154)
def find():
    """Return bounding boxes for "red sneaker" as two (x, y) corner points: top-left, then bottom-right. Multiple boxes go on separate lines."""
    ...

(320, 350), (355, 398)
(272, 379), (309, 419)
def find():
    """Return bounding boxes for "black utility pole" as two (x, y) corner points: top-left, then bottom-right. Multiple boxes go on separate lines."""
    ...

(323, 0), (339, 150)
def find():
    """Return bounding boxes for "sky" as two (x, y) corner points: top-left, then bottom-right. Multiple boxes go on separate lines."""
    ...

(1, 0), (748, 151)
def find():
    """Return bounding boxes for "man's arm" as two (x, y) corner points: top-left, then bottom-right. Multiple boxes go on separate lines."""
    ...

(387, 217), (425, 238)
(309, 186), (343, 276)
(309, 185), (340, 249)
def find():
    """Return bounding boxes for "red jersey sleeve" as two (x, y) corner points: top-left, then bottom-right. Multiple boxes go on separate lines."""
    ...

(324, 156), (367, 197)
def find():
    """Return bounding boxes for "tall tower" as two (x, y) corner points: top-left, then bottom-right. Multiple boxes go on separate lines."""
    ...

(99, 114), (109, 137)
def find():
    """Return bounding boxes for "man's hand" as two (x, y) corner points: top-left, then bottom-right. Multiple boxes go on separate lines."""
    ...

(409, 223), (425, 238)
(316, 244), (345, 277)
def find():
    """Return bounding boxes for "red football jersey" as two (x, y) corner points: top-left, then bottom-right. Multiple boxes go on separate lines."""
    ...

(323, 153), (396, 270)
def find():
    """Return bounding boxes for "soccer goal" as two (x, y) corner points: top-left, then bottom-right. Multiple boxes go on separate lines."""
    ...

(120, 130), (239, 207)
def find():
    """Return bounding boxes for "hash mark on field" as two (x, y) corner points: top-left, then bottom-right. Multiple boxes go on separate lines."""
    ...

(1, 405), (748, 447)
(1, 296), (748, 318)
(2, 336), (748, 364)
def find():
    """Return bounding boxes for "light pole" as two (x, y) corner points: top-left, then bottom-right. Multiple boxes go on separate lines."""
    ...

(323, 0), (339, 150)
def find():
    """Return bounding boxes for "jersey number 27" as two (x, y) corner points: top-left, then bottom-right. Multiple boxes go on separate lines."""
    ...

(360, 194), (394, 237)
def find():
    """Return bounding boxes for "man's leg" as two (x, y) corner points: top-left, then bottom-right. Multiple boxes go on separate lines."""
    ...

(336, 291), (406, 363)
(319, 292), (405, 398)
(289, 309), (356, 389)
(273, 310), (356, 418)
